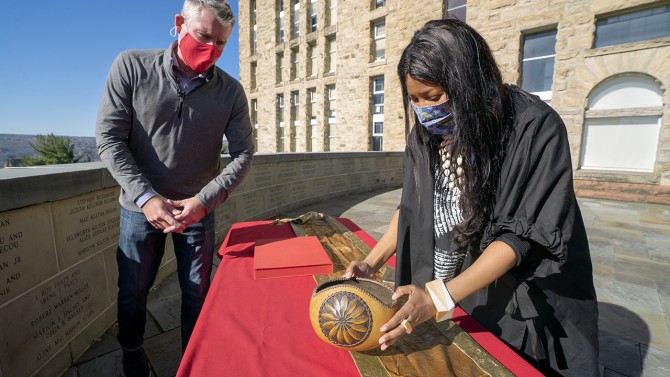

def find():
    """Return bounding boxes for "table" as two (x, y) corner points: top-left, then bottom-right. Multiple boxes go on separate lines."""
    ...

(177, 218), (542, 376)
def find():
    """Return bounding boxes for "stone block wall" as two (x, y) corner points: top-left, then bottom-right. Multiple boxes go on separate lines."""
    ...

(0, 152), (403, 376)
(239, 0), (670, 203)
(469, 0), (670, 203)
(239, 0), (439, 153)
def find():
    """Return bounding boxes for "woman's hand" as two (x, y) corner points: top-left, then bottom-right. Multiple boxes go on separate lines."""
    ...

(378, 285), (437, 351)
(343, 261), (376, 279)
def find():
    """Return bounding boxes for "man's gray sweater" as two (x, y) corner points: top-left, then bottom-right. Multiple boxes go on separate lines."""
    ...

(96, 43), (254, 213)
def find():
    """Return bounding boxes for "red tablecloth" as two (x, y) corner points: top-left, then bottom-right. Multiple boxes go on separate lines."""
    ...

(177, 219), (542, 377)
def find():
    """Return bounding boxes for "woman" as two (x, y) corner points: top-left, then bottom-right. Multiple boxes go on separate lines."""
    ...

(345, 19), (599, 376)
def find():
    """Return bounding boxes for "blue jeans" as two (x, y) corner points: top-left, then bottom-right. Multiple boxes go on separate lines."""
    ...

(116, 207), (215, 352)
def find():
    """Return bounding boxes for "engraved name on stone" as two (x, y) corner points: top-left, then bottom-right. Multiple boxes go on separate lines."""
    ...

(312, 177), (330, 192)
(277, 163), (298, 181)
(268, 186), (286, 208)
(0, 256), (107, 376)
(238, 193), (261, 220)
(349, 174), (363, 189)
(322, 159), (335, 175)
(300, 161), (318, 178)
(360, 158), (372, 171)
(289, 182), (308, 202)
(340, 159), (355, 174)
(215, 201), (236, 231)
(365, 172), (383, 186)
(53, 189), (120, 268)
(331, 175), (347, 190)
(375, 157), (387, 169)
(0, 205), (57, 305)
(254, 165), (273, 188)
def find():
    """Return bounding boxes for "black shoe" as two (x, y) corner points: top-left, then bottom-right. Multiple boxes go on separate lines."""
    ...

(122, 348), (152, 377)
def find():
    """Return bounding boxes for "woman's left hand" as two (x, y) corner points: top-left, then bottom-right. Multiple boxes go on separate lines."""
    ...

(378, 285), (437, 351)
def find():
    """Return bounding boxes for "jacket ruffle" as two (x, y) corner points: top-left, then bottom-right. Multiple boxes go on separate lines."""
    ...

(484, 217), (564, 261)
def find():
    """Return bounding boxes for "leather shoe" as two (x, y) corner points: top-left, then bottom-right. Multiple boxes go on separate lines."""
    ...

(122, 348), (152, 377)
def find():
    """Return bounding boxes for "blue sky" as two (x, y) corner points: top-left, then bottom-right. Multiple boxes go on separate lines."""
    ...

(0, 0), (240, 137)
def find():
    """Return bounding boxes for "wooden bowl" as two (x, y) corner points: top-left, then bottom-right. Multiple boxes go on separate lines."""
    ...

(309, 277), (401, 351)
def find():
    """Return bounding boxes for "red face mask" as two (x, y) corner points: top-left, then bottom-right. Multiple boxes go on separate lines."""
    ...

(179, 32), (222, 72)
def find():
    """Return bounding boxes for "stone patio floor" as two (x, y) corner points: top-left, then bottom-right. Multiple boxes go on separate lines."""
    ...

(64, 188), (670, 377)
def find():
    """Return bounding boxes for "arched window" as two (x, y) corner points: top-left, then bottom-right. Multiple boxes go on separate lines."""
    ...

(580, 75), (663, 173)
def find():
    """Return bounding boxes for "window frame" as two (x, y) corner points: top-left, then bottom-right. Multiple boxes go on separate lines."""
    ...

(277, 94), (285, 152)
(594, 5), (670, 48)
(371, 76), (384, 151)
(520, 28), (557, 103)
(372, 20), (386, 61)
(291, 47), (300, 81)
(327, 36), (337, 73)
(277, 0), (285, 44)
(310, 0), (318, 32)
(293, 0), (301, 39)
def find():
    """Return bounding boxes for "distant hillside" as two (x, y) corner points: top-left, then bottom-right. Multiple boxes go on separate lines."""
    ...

(0, 134), (99, 168)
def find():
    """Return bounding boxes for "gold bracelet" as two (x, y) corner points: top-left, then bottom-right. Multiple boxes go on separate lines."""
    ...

(425, 279), (455, 322)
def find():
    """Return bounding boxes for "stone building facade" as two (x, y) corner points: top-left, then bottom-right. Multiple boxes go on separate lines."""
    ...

(238, 0), (670, 203)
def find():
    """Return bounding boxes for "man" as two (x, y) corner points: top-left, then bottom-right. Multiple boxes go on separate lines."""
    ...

(96, 1), (254, 375)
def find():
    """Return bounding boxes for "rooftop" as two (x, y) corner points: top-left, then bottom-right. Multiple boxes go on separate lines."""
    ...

(65, 188), (670, 377)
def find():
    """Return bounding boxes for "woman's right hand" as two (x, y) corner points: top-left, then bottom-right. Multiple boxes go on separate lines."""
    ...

(344, 260), (376, 279)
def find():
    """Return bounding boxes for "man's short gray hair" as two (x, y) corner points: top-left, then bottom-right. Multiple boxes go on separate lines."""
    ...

(182, 0), (236, 27)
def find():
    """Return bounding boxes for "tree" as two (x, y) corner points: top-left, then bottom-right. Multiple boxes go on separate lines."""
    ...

(21, 133), (81, 166)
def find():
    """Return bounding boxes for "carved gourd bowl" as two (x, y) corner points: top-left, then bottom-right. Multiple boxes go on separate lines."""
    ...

(309, 277), (400, 351)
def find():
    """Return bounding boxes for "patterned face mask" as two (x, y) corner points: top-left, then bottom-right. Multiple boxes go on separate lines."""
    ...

(411, 100), (455, 135)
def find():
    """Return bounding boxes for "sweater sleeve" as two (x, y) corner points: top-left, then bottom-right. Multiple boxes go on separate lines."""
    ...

(96, 51), (153, 205)
(481, 94), (577, 271)
(195, 82), (255, 213)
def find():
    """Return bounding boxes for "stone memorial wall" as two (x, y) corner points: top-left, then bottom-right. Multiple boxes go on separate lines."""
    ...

(0, 152), (403, 376)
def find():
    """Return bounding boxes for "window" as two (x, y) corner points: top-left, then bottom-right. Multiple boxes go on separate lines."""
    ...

(326, 36), (337, 73)
(293, 0), (300, 39)
(372, 77), (384, 115)
(326, 85), (336, 150)
(277, 0), (285, 44)
(310, 0), (318, 32)
(329, 0), (337, 26)
(307, 42), (317, 77)
(251, 0), (257, 54)
(251, 99), (258, 148)
(371, 76), (384, 151)
(373, 20), (386, 61)
(291, 91), (299, 151)
(276, 53), (285, 83)
(291, 47), (300, 80)
(291, 91), (300, 128)
(444, 0), (467, 21)
(250, 62), (257, 89)
(521, 29), (556, 103)
(372, 122), (383, 151)
(308, 88), (317, 151)
(277, 94), (285, 152)
(328, 85), (336, 118)
(374, 0), (386, 8)
(595, 5), (670, 48)
(277, 94), (285, 123)
(581, 76), (663, 173)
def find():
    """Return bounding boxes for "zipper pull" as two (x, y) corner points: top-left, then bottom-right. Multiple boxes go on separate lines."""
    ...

(177, 90), (185, 118)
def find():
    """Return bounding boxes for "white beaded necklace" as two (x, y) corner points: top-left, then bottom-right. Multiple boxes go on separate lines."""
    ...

(438, 135), (464, 192)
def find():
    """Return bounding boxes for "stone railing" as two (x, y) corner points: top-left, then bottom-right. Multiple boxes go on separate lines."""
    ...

(0, 152), (403, 377)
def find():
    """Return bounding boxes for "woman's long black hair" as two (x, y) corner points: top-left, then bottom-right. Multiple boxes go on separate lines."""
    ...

(398, 18), (513, 248)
